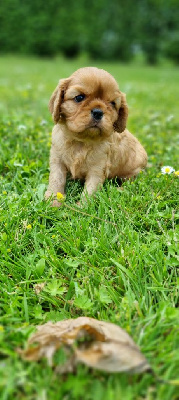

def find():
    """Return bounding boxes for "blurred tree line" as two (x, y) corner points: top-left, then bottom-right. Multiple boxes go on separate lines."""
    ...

(0, 0), (178, 64)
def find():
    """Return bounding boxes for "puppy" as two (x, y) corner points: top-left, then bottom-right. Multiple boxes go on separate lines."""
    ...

(45, 67), (147, 206)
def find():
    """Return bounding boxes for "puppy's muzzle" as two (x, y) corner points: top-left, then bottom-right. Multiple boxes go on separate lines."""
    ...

(91, 108), (103, 121)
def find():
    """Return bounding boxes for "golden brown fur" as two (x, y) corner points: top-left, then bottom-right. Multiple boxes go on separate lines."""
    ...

(45, 67), (147, 205)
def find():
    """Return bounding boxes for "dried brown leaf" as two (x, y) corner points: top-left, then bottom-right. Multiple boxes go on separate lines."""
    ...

(19, 317), (150, 373)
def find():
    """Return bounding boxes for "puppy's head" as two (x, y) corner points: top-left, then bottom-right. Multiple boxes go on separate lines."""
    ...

(49, 67), (128, 140)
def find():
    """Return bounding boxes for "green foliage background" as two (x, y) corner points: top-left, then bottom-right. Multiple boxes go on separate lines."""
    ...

(0, 0), (179, 63)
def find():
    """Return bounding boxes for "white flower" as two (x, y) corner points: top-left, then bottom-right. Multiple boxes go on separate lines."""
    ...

(40, 119), (47, 126)
(26, 83), (32, 90)
(166, 114), (174, 123)
(14, 162), (23, 167)
(161, 166), (175, 174)
(17, 124), (26, 131)
(153, 121), (160, 126)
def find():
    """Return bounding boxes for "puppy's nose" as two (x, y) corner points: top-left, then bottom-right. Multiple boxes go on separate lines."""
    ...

(91, 108), (103, 121)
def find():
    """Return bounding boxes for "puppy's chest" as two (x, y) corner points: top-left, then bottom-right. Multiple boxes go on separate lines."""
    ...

(62, 142), (94, 179)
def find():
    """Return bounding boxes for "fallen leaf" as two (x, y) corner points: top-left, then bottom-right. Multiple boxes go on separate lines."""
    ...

(18, 317), (150, 373)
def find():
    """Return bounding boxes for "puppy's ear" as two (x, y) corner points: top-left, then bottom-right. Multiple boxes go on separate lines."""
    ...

(49, 78), (69, 123)
(114, 92), (128, 133)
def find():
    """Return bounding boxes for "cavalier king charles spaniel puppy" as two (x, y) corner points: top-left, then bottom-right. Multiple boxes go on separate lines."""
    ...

(45, 67), (147, 206)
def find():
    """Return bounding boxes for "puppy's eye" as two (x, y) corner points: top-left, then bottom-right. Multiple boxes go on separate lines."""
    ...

(111, 101), (116, 108)
(74, 94), (85, 103)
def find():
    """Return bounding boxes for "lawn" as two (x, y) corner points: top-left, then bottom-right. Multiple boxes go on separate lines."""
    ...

(0, 55), (178, 400)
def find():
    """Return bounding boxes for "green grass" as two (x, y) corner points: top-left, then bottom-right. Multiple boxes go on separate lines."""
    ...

(0, 55), (179, 400)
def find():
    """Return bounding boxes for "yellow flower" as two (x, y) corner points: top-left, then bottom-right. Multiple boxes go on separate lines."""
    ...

(52, 235), (56, 238)
(22, 90), (28, 98)
(174, 170), (179, 177)
(0, 325), (4, 332)
(26, 224), (32, 230)
(3, 190), (7, 195)
(56, 192), (65, 201)
(7, 248), (11, 252)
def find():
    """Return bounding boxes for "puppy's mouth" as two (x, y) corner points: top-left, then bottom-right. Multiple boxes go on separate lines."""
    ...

(85, 123), (102, 137)
(65, 114), (112, 141)
(78, 121), (112, 141)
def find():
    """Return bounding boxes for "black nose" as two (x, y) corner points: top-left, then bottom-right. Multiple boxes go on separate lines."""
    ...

(91, 108), (103, 121)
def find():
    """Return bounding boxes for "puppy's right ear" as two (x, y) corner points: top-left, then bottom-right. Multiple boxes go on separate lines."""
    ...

(49, 78), (69, 123)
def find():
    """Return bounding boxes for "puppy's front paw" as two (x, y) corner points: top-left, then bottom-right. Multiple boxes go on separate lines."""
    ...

(44, 190), (52, 201)
(45, 190), (65, 207)
(51, 199), (62, 207)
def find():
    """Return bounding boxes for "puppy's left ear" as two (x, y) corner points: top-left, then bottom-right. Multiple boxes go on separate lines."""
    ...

(49, 78), (69, 123)
(114, 92), (128, 133)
